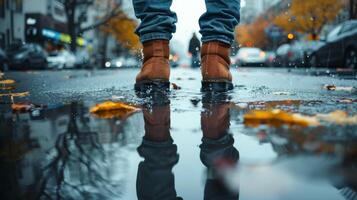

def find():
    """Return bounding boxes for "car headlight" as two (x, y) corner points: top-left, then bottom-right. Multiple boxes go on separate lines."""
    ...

(105, 61), (111, 67)
(115, 61), (123, 67)
(259, 51), (266, 58)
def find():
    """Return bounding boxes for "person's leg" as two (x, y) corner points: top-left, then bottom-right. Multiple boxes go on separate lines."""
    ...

(133, 0), (177, 43)
(199, 0), (240, 92)
(132, 0), (177, 92)
(199, 0), (240, 45)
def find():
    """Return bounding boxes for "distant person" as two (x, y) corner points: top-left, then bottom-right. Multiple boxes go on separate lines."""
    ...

(188, 33), (201, 68)
(133, 0), (240, 92)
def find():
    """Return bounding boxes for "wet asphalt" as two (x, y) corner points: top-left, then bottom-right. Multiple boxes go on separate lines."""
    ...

(1, 67), (357, 200)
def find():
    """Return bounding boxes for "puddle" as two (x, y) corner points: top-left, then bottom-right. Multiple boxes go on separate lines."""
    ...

(1, 68), (357, 199)
(1, 96), (356, 200)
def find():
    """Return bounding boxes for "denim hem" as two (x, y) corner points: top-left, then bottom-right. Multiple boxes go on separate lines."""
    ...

(201, 35), (232, 45)
(140, 33), (172, 43)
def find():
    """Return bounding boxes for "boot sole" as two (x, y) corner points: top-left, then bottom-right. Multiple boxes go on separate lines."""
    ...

(135, 80), (170, 93)
(201, 81), (233, 92)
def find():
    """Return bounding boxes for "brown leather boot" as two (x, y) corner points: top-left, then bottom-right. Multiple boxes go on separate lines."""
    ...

(201, 41), (233, 92)
(135, 40), (170, 92)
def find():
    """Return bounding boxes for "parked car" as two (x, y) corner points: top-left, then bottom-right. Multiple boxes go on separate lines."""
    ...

(264, 51), (277, 67)
(234, 47), (266, 66)
(276, 41), (323, 67)
(7, 43), (47, 70)
(47, 50), (77, 69)
(0, 48), (8, 71)
(105, 56), (140, 68)
(75, 50), (91, 68)
(309, 20), (357, 69)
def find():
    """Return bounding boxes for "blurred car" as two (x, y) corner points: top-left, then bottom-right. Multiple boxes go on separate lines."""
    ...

(264, 51), (277, 67)
(309, 20), (357, 69)
(105, 56), (139, 68)
(75, 50), (91, 68)
(234, 47), (266, 66)
(47, 50), (77, 69)
(7, 43), (47, 70)
(0, 48), (8, 71)
(275, 44), (294, 67)
(276, 41), (324, 67)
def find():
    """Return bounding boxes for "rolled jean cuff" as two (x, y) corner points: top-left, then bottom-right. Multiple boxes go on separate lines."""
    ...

(140, 32), (172, 43)
(201, 35), (232, 45)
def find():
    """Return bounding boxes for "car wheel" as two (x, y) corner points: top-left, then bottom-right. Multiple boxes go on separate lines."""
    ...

(309, 54), (318, 68)
(344, 48), (357, 69)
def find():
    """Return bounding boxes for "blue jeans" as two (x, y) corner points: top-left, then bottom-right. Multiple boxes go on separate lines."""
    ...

(133, 0), (240, 45)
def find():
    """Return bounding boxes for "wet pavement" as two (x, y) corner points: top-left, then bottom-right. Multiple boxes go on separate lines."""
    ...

(1, 67), (357, 200)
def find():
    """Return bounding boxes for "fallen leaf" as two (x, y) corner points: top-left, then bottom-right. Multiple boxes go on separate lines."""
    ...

(336, 98), (357, 103)
(234, 100), (323, 110)
(12, 103), (33, 112)
(244, 109), (320, 127)
(171, 83), (181, 90)
(273, 91), (291, 95)
(90, 101), (141, 119)
(316, 110), (357, 125)
(323, 84), (356, 92)
(0, 86), (16, 90)
(190, 98), (200, 106)
(0, 79), (15, 85)
(0, 91), (30, 97)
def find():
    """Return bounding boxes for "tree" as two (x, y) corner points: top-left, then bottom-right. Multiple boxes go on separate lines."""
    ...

(350, 0), (357, 19)
(100, 12), (141, 52)
(61, 0), (124, 52)
(274, 0), (344, 40)
(235, 17), (270, 49)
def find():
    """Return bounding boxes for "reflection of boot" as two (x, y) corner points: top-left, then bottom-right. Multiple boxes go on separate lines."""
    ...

(201, 41), (233, 92)
(137, 103), (182, 200)
(135, 40), (170, 92)
(143, 105), (170, 142)
(201, 103), (230, 140)
(200, 102), (239, 200)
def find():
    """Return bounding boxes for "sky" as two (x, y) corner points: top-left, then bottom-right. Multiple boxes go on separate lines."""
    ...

(170, 0), (205, 54)
(124, 0), (246, 61)
(170, 0), (246, 57)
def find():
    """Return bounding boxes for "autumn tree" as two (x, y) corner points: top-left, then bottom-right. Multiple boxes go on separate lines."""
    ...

(60, 0), (124, 52)
(274, 0), (345, 40)
(101, 12), (141, 52)
(236, 17), (271, 48)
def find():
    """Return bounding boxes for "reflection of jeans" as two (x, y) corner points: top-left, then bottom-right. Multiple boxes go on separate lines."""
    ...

(200, 134), (239, 200)
(137, 139), (180, 200)
(132, 0), (240, 45)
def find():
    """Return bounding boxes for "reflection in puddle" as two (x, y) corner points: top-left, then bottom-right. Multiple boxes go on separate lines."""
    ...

(0, 102), (143, 199)
(1, 93), (357, 199)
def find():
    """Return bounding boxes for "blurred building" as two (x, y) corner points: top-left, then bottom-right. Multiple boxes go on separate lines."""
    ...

(240, 0), (280, 23)
(0, 0), (67, 48)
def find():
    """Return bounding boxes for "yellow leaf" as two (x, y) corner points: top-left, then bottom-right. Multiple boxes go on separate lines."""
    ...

(323, 84), (356, 92)
(316, 110), (357, 125)
(171, 83), (181, 90)
(0, 91), (29, 97)
(244, 109), (319, 127)
(0, 79), (16, 84)
(90, 101), (141, 119)
(0, 86), (15, 90)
